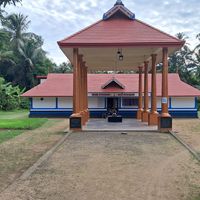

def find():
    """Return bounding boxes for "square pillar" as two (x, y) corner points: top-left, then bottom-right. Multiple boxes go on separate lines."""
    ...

(69, 48), (82, 131)
(85, 66), (90, 120)
(158, 47), (172, 132)
(148, 54), (158, 125)
(137, 66), (143, 120)
(142, 61), (150, 122)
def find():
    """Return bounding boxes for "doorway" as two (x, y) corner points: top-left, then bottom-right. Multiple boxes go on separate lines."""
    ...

(107, 97), (118, 112)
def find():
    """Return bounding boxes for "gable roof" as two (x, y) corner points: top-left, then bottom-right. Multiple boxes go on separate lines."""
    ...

(101, 78), (125, 89)
(58, 18), (183, 47)
(22, 73), (200, 97)
(103, 1), (135, 20)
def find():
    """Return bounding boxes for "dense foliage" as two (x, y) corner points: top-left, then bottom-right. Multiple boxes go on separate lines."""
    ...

(168, 33), (200, 89)
(0, 0), (22, 7)
(0, 77), (26, 110)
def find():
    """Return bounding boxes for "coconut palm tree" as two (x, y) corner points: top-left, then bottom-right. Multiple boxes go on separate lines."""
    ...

(2, 13), (30, 55)
(0, 0), (22, 7)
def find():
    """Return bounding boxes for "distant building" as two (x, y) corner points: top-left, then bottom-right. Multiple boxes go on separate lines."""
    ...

(22, 73), (200, 118)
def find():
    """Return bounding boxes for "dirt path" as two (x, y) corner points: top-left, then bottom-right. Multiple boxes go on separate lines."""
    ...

(173, 118), (200, 152)
(0, 131), (199, 200)
(0, 119), (68, 192)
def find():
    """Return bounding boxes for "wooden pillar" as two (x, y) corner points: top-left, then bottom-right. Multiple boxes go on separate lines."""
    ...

(142, 61), (149, 122)
(69, 48), (82, 131)
(158, 47), (172, 132)
(148, 54), (158, 125)
(79, 56), (85, 125)
(82, 62), (88, 125)
(137, 66), (143, 120)
(72, 48), (80, 114)
(85, 66), (89, 120)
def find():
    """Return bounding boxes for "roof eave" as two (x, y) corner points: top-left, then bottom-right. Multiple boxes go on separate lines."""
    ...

(58, 41), (185, 48)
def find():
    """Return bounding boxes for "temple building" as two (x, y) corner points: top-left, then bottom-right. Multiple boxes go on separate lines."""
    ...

(22, 73), (200, 118)
(22, 0), (200, 131)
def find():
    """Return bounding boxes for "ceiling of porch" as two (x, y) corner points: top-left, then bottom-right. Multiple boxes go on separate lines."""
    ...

(60, 46), (180, 71)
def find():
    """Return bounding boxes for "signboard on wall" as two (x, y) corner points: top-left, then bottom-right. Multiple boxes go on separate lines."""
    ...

(88, 93), (141, 97)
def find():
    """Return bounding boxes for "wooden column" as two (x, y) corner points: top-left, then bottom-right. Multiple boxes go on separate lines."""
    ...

(142, 61), (149, 122)
(79, 56), (85, 125)
(137, 66), (143, 120)
(69, 49), (82, 131)
(158, 47), (172, 132)
(85, 66), (89, 120)
(82, 62), (87, 125)
(148, 54), (158, 125)
(72, 48), (80, 114)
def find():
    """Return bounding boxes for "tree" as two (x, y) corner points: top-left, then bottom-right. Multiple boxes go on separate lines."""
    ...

(2, 13), (30, 55)
(0, 0), (22, 7)
(53, 62), (73, 73)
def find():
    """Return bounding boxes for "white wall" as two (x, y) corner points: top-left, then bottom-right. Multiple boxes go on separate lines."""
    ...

(58, 97), (72, 108)
(171, 97), (195, 108)
(88, 97), (105, 108)
(32, 97), (56, 108)
(40, 79), (46, 84)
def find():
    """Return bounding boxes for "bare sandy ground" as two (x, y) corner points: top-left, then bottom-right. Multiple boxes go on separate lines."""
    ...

(0, 119), (68, 192)
(173, 118), (200, 152)
(0, 131), (199, 200)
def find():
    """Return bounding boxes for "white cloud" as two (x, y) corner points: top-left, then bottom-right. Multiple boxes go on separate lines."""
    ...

(5, 0), (200, 64)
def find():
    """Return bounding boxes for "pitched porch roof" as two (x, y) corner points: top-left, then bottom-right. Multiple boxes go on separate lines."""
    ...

(58, 1), (184, 71)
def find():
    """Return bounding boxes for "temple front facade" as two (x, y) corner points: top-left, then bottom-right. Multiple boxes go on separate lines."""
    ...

(22, 73), (200, 118)
(22, 0), (200, 131)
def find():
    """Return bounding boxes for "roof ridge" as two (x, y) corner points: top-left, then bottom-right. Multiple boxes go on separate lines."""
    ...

(57, 20), (103, 44)
(136, 19), (185, 44)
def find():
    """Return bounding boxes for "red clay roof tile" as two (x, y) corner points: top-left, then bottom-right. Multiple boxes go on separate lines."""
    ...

(22, 73), (200, 97)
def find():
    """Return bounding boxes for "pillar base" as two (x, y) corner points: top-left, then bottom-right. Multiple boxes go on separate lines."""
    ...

(69, 113), (82, 131)
(86, 109), (90, 120)
(158, 115), (172, 133)
(142, 110), (150, 122)
(148, 112), (158, 126)
(137, 109), (143, 120)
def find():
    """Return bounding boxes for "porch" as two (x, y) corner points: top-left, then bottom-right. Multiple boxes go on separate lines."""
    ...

(83, 118), (157, 132)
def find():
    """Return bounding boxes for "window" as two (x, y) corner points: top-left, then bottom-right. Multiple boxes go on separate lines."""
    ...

(122, 98), (138, 107)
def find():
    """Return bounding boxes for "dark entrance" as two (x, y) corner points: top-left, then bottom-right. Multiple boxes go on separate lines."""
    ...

(107, 97), (118, 112)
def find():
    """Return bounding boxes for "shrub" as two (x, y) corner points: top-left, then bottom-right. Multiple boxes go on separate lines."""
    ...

(0, 77), (25, 110)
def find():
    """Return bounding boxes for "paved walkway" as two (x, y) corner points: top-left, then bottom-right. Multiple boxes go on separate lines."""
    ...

(83, 118), (157, 131)
(1, 131), (199, 200)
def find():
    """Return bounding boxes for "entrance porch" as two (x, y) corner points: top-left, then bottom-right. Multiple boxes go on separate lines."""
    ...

(83, 118), (157, 132)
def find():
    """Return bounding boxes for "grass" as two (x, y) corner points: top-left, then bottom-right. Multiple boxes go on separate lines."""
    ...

(0, 118), (48, 130)
(0, 110), (48, 143)
(0, 109), (28, 119)
(0, 130), (23, 144)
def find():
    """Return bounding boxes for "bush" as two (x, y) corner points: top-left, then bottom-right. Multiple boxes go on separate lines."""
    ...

(198, 99), (200, 111)
(0, 77), (25, 111)
(20, 97), (30, 109)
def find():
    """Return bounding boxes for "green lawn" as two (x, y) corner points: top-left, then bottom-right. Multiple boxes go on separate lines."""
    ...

(0, 110), (48, 143)
(0, 110), (28, 119)
(0, 118), (48, 130)
(0, 130), (23, 144)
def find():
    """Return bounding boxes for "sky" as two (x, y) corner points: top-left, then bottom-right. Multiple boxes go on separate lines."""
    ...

(6, 0), (200, 65)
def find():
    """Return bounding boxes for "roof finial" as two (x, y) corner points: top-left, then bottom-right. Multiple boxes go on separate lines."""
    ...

(114, 0), (124, 6)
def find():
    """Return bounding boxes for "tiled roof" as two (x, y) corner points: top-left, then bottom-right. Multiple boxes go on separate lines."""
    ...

(22, 73), (200, 97)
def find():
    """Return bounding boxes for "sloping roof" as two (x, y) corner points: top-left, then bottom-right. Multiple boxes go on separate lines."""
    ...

(58, 18), (183, 47)
(101, 78), (125, 89)
(22, 73), (200, 97)
(57, 1), (184, 71)
(103, 1), (135, 20)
